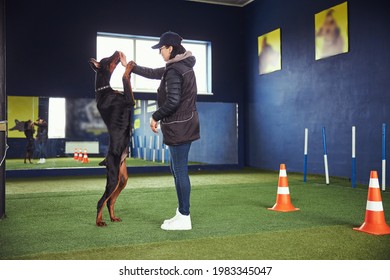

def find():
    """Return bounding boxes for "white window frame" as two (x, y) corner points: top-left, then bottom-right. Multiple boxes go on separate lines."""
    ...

(96, 32), (212, 95)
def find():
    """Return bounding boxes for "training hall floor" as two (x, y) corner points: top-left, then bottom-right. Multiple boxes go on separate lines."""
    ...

(1, 168), (390, 260)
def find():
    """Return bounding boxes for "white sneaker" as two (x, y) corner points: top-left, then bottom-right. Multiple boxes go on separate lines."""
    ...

(161, 213), (192, 230)
(37, 158), (43, 164)
(163, 208), (180, 225)
(41, 158), (46, 163)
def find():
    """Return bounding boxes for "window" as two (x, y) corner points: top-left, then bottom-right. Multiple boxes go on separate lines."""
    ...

(96, 32), (212, 94)
(48, 98), (66, 138)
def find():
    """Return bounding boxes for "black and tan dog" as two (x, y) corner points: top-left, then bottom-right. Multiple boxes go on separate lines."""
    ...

(89, 51), (135, 226)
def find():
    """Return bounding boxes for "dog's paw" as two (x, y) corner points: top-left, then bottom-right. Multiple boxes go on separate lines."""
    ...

(96, 221), (107, 227)
(126, 61), (136, 72)
(110, 217), (122, 222)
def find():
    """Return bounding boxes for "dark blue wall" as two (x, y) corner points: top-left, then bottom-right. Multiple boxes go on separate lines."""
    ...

(6, 0), (390, 184)
(5, 0), (246, 168)
(244, 0), (390, 184)
(6, 0), (245, 103)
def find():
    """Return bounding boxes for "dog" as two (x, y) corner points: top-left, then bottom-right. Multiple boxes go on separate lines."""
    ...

(316, 9), (344, 58)
(89, 51), (135, 227)
(24, 120), (35, 164)
(9, 119), (35, 163)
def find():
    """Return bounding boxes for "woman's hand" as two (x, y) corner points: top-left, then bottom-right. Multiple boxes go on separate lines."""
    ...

(119, 51), (127, 67)
(150, 118), (159, 134)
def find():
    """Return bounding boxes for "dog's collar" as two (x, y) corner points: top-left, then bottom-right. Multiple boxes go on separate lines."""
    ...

(95, 85), (111, 92)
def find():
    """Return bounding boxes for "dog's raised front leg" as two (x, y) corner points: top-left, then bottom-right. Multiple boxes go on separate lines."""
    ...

(123, 62), (135, 106)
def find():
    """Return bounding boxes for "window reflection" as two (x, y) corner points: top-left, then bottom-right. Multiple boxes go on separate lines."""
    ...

(6, 97), (238, 170)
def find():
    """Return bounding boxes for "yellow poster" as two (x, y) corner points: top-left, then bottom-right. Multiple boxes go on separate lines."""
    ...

(315, 1), (349, 60)
(7, 96), (39, 138)
(258, 28), (281, 75)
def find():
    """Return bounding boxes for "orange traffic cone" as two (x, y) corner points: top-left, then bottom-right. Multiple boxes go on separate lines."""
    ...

(353, 171), (390, 235)
(268, 164), (300, 212)
(73, 148), (78, 161)
(78, 149), (84, 162)
(82, 149), (89, 164)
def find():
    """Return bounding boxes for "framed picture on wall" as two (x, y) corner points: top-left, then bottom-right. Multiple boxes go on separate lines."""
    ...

(258, 28), (281, 75)
(315, 1), (349, 60)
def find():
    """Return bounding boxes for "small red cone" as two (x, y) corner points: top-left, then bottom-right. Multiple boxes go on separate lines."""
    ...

(73, 148), (78, 161)
(82, 149), (89, 164)
(78, 149), (84, 162)
(353, 171), (390, 235)
(268, 164), (300, 212)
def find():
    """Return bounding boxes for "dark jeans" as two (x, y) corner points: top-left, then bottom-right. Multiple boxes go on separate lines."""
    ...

(35, 140), (47, 158)
(169, 142), (192, 216)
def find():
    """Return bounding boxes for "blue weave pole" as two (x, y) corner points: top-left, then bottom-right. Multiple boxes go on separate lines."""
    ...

(322, 127), (329, 185)
(382, 123), (387, 191)
(303, 128), (308, 182)
(352, 126), (356, 188)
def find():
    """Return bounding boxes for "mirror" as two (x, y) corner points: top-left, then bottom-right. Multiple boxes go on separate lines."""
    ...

(6, 96), (238, 171)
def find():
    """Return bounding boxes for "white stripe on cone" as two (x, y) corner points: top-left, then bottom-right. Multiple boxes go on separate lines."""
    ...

(277, 187), (290, 195)
(369, 178), (380, 188)
(366, 201), (384, 212)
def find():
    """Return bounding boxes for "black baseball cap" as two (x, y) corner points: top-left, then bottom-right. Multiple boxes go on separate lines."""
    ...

(151, 31), (183, 49)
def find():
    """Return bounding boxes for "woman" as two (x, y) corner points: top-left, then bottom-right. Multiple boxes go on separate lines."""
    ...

(34, 118), (48, 164)
(120, 31), (200, 230)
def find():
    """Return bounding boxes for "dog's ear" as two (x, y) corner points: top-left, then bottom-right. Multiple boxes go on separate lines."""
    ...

(89, 58), (100, 72)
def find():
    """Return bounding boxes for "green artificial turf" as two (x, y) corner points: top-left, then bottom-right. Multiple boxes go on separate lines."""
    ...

(5, 157), (169, 170)
(1, 169), (390, 260)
